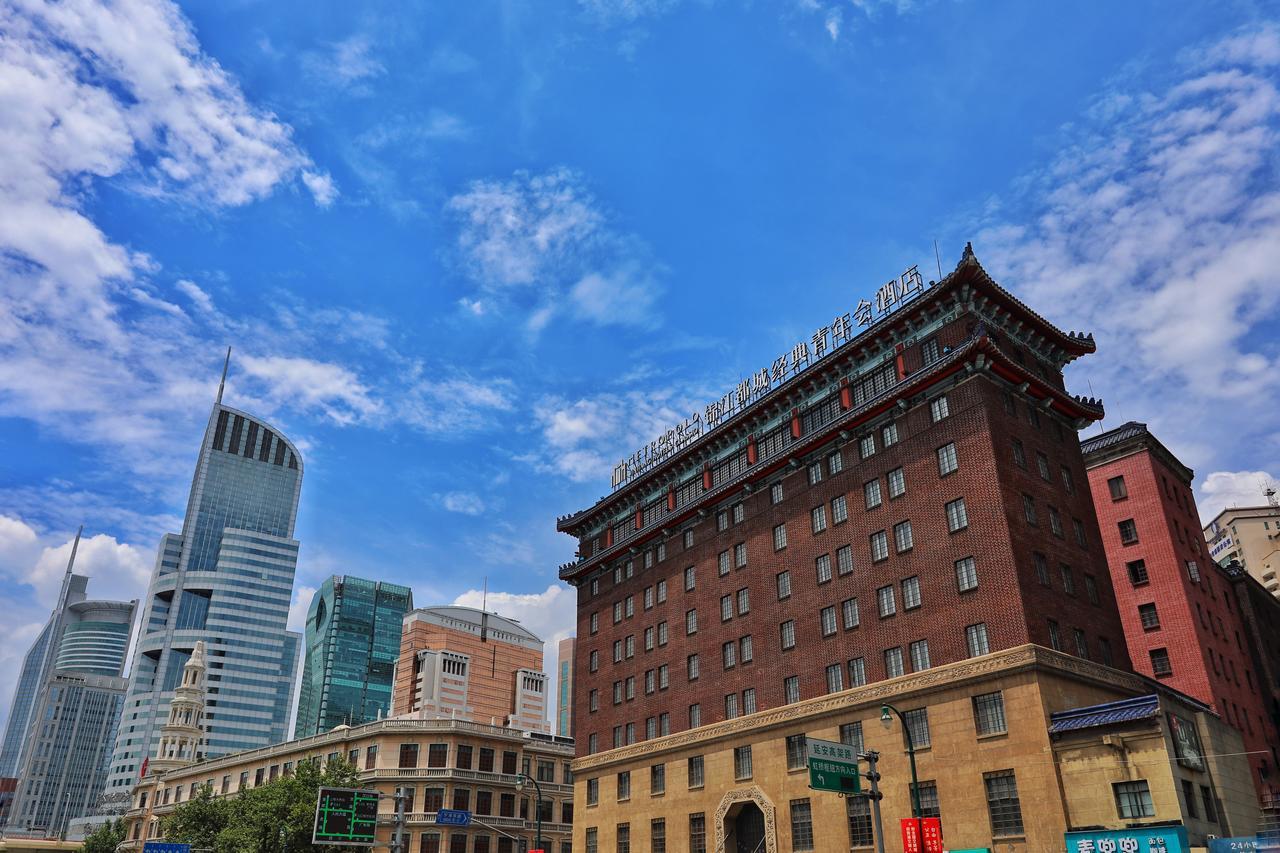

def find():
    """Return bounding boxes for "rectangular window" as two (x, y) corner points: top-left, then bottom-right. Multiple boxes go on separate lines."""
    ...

(1060, 564), (1075, 595)
(821, 605), (838, 637)
(832, 495), (848, 524)
(781, 620), (797, 650)
(1200, 785), (1217, 824)
(807, 461), (823, 486)
(870, 530), (889, 562)
(966, 622), (991, 657)
(784, 675), (800, 704)
(903, 707), (931, 747)
(1033, 551), (1050, 586)
(686, 609), (697, 635)
(735, 542), (747, 568)
(651, 818), (666, 853)
(1114, 780), (1154, 818)
(1048, 619), (1062, 651)
(658, 621), (668, 645)
(842, 597), (860, 630)
(840, 721), (864, 751)
(848, 656), (867, 686)
(1049, 507), (1064, 538)
(1186, 560), (1201, 583)
(955, 556), (978, 592)
(1126, 558), (1149, 585)
(773, 523), (787, 551)
(836, 545), (854, 575)
(732, 502), (744, 524)
(930, 395), (950, 422)
(786, 734), (808, 771)
(657, 579), (667, 602)
(737, 587), (750, 615)
(946, 497), (968, 532)
(816, 553), (833, 583)
(828, 450), (843, 475)
(1108, 475), (1127, 500)
(617, 771), (631, 801)
(1023, 494), (1038, 525)
(687, 654), (699, 680)
(909, 639), (931, 671)
(1118, 519), (1138, 544)
(865, 479), (883, 509)
(724, 692), (739, 718)
(771, 482), (783, 504)
(683, 529), (693, 549)
(1084, 574), (1099, 605)
(812, 505), (828, 534)
(684, 566), (695, 591)
(734, 746), (753, 780)
(1150, 648), (1172, 676)
(689, 704), (701, 728)
(645, 627), (655, 652)
(777, 570), (792, 600)
(1074, 518), (1087, 546)
(894, 520), (914, 552)
(1036, 451), (1051, 481)
(883, 422), (899, 447)
(790, 799), (815, 851)
(717, 510), (729, 532)
(921, 338), (940, 365)
(1062, 466), (1075, 494)
(885, 647), (905, 678)
(984, 771), (1025, 836)
(1012, 438), (1027, 469)
(859, 434), (876, 459)
(877, 585), (896, 617)
(826, 662), (844, 692)
(902, 576), (921, 609)
(1139, 603), (1160, 630)
(586, 778), (599, 805)
(937, 443), (958, 476)
(721, 594), (733, 622)
(722, 641), (737, 670)
(743, 687), (757, 713)
(1074, 628), (1089, 659)
(399, 743), (419, 768)
(718, 550), (730, 577)
(888, 467), (906, 498)
(847, 796), (874, 848)
(973, 691), (1007, 734)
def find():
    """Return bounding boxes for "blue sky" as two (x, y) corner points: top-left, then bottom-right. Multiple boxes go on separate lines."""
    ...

(3, 0), (1280, 729)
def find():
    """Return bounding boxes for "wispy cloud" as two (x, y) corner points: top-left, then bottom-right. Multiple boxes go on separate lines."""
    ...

(970, 23), (1280, 494)
(440, 491), (487, 516)
(446, 168), (665, 333)
(304, 33), (386, 93)
(1198, 470), (1280, 521)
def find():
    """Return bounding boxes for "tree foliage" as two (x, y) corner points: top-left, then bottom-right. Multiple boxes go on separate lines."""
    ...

(80, 818), (126, 853)
(163, 758), (363, 853)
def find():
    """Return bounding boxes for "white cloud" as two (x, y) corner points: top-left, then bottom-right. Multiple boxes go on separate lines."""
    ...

(288, 585), (317, 633)
(971, 23), (1280, 489)
(452, 583), (577, 724)
(440, 492), (487, 516)
(824, 8), (842, 40)
(446, 168), (664, 332)
(305, 34), (385, 91)
(237, 354), (384, 426)
(302, 171), (339, 207)
(176, 279), (216, 314)
(396, 375), (515, 435)
(25, 532), (151, 609)
(1198, 470), (1280, 522)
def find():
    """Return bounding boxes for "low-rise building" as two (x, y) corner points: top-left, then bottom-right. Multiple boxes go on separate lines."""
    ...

(121, 717), (575, 853)
(571, 644), (1260, 853)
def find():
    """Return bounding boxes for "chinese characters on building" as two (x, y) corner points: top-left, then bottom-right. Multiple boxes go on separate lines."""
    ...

(611, 264), (926, 490)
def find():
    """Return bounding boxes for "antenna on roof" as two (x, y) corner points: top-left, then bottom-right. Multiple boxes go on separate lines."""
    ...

(216, 346), (231, 405)
(1265, 483), (1278, 508)
(933, 239), (943, 281)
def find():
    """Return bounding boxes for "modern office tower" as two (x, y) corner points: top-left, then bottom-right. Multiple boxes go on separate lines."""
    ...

(0, 531), (90, 777)
(556, 246), (1163, 852)
(393, 606), (549, 732)
(4, 543), (136, 838)
(101, 367), (305, 805)
(1203, 498), (1280, 594)
(294, 576), (413, 738)
(555, 637), (575, 738)
(1083, 422), (1280, 797)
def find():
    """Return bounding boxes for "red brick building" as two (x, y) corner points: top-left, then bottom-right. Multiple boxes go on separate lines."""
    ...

(557, 245), (1131, 758)
(1082, 422), (1278, 798)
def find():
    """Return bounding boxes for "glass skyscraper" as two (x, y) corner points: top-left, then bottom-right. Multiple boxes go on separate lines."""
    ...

(2, 539), (137, 837)
(102, 391), (305, 803)
(294, 575), (412, 738)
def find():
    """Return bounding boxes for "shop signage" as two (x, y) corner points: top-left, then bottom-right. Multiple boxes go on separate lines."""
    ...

(610, 264), (926, 490)
(1208, 837), (1262, 853)
(1065, 826), (1189, 853)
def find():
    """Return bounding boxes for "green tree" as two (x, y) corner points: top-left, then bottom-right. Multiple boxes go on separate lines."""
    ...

(166, 758), (362, 853)
(80, 818), (126, 853)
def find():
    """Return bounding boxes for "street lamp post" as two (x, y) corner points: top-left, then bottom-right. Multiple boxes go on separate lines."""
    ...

(515, 773), (543, 852)
(881, 702), (923, 821)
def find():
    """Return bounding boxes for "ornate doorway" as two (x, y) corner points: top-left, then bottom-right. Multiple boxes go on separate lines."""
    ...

(714, 787), (777, 853)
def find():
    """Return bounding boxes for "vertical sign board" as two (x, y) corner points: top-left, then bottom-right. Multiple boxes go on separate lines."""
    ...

(921, 817), (944, 853)
(806, 736), (861, 794)
(902, 819), (922, 853)
(313, 786), (380, 846)
(1065, 826), (1190, 853)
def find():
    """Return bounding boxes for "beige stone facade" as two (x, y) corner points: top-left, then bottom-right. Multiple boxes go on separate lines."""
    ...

(121, 717), (575, 852)
(1203, 505), (1280, 594)
(572, 645), (1258, 853)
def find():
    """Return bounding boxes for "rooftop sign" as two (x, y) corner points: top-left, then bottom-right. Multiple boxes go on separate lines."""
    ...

(610, 264), (926, 490)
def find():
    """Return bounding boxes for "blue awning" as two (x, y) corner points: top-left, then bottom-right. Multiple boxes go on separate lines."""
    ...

(1049, 695), (1159, 733)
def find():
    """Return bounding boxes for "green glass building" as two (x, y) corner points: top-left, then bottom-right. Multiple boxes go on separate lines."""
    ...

(295, 576), (413, 738)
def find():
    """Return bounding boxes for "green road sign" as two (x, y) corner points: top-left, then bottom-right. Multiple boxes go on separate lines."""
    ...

(806, 737), (861, 794)
(313, 786), (380, 846)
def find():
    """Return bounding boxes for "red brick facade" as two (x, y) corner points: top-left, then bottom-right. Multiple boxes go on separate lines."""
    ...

(558, 250), (1131, 761)
(1083, 423), (1279, 798)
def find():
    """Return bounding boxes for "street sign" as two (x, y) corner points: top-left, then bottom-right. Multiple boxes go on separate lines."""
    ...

(435, 808), (473, 826)
(921, 817), (944, 853)
(313, 786), (380, 846)
(1208, 838), (1262, 853)
(143, 844), (191, 853)
(806, 736), (861, 794)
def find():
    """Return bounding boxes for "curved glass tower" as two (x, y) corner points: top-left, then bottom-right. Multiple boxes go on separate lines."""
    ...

(102, 395), (305, 799)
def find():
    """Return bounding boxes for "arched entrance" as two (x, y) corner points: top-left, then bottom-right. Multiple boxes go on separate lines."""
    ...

(714, 787), (778, 853)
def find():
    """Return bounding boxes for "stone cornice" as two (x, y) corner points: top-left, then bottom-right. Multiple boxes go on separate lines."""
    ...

(570, 644), (1146, 774)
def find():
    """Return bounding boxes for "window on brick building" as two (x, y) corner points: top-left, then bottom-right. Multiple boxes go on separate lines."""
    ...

(902, 576), (921, 609)
(909, 639), (931, 671)
(956, 557), (978, 592)
(811, 505), (828, 534)
(1099, 637), (1114, 667)
(1113, 780), (1154, 819)
(865, 479), (883, 509)
(1060, 564), (1075, 595)
(842, 597), (860, 630)
(1084, 574), (1099, 605)
(1049, 507), (1064, 538)
(837, 544), (854, 575)
(784, 675), (800, 704)
(946, 497), (969, 532)
(717, 509), (729, 532)
(828, 450), (843, 476)
(885, 647), (905, 678)
(1108, 475), (1127, 500)
(771, 482), (784, 504)
(826, 662), (844, 692)
(733, 541), (747, 568)
(689, 704), (701, 728)
(737, 588), (750, 615)
(1012, 439), (1027, 469)
(888, 467), (906, 498)
(821, 605), (838, 637)
(1034, 552), (1050, 586)
(1023, 494), (1038, 526)
(894, 520), (914, 553)
(808, 461), (823, 486)
(684, 566), (695, 591)
(773, 523), (787, 551)
(781, 619), (797, 650)
(860, 435), (876, 459)
(848, 656), (867, 686)
(1062, 467), (1075, 494)
(937, 443), (958, 476)
(686, 609), (698, 635)
(832, 495), (849, 524)
(877, 585), (896, 617)
(743, 687), (757, 713)
(687, 654), (699, 680)
(1048, 619), (1062, 651)
(683, 529), (694, 549)
(966, 623), (990, 657)
(733, 502), (744, 524)
(722, 641), (737, 670)
(1073, 628), (1089, 659)
(1127, 559), (1149, 585)
(657, 579), (667, 602)
(1186, 560), (1201, 583)
(921, 337), (940, 366)
(871, 530), (889, 562)
(720, 594), (733, 622)
(724, 692), (738, 718)
(883, 423), (899, 447)
(1073, 518), (1087, 546)
(777, 570), (792, 600)
(1036, 452), (1051, 481)
(1150, 648), (1172, 676)
(718, 550), (730, 577)
(816, 553), (833, 584)
(1118, 519), (1138, 544)
(930, 395), (950, 422)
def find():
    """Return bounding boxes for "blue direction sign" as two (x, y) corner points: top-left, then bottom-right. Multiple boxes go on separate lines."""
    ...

(435, 808), (473, 827)
(143, 844), (191, 853)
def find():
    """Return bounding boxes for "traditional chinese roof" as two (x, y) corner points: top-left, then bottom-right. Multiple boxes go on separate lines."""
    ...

(1048, 695), (1160, 734)
(1080, 421), (1195, 484)
(555, 244), (1101, 551)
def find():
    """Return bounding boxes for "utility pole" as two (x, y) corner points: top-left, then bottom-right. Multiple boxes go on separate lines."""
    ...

(861, 750), (887, 853)
(391, 786), (407, 853)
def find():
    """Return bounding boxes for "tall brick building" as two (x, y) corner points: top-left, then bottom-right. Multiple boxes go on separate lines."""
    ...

(557, 245), (1130, 759)
(1082, 422), (1279, 798)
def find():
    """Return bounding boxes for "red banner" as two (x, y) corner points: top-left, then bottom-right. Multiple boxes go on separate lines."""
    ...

(901, 819), (922, 853)
(921, 818), (944, 853)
